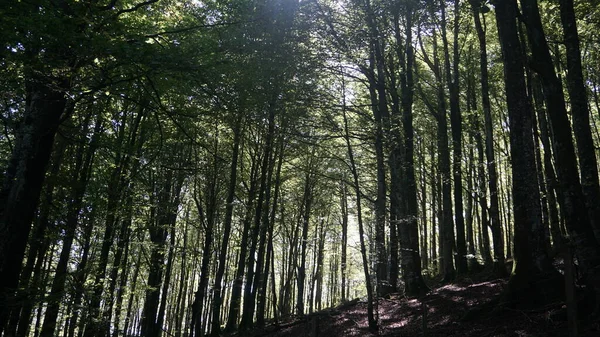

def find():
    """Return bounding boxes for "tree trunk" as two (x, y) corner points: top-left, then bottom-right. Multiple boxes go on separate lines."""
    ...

(40, 115), (101, 337)
(395, 1), (428, 295)
(191, 166), (217, 337)
(559, 0), (600, 241)
(471, 0), (506, 275)
(210, 117), (243, 336)
(240, 101), (278, 330)
(225, 151), (260, 332)
(441, 0), (468, 274)
(145, 170), (184, 337)
(256, 134), (285, 326)
(296, 165), (314, 317)
(340, 182), (348, 302)
(520, 0), (600, 283)
(8, 136), (66, 337)
(0, 76), (68, 333)
(84, 103), (146, 337)
(494, 0), (558, 306)
(342, 89), (377, 333)
(364, 0), (390, 296)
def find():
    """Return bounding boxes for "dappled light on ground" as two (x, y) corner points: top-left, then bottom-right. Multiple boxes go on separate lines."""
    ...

(253, 274), (600, 337)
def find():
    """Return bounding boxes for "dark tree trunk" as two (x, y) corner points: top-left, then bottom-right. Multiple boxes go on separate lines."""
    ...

(465, 56), (482, 270)
(144, 171), (184, 337)
(520, 0), (600, 282)
(40, 115), (101, 337)
(123, 248), (143, 337)
(210, 117), (243, 336)
(558, 0), (600, 241)
(256, 135), (285, 326)
(430, 141), (438, 271)
(85, 104), (146, 337)
(8, 136), (66, 337)
(240, 101), (278, 330)
(174, 212), (190, 337)
(441, 0), (468, 275)
(494, 0), (558, 305)
(387, 45), (403, 293)
(315, 218), (326, 312)
(342, 94), (377, 333)
(364, 0), (390, 296)
(225, 151), (260, 332)
(0, 76), (68, 332)
(422, 6), (456, 281)
(419, 138), (429, 270)
(111, 215), (133, 337)
(340, 182), (349, 302)
(191, 168), (217, 337)
(296, 165), (314, 317)
(395, 1), (428, 296)
(533, 79), (564, 248)
(471, 0), (505, 275)
(67, 215), (95, 337)
(475, 133), (493, 266)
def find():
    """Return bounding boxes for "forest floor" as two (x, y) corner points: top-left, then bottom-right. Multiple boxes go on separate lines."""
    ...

(238, 271), (600, 337)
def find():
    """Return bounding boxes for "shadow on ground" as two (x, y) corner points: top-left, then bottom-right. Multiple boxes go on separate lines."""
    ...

(236, 273), (600, 337)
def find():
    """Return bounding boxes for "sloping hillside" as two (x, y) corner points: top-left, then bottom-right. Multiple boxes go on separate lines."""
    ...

(239, 276), (599, 337)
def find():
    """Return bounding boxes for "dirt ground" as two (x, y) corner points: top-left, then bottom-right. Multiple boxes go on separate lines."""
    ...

(235, 273), (600, 337)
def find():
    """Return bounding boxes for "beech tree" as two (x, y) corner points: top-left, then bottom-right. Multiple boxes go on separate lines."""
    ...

(3, 1), (600, 336)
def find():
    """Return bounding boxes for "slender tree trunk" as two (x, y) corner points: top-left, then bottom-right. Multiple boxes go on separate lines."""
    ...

(111, 219), (132, 337)
(225, 151), (260, 332)
(475, 131), (493, 265)
(67, 216), (95, 337)
(471, 1), (506, 275)
(240, 101), (278, 330)
(40, 116), (102, 337)
(256, 135), (285, 326)
(559, 0), (600, 241)
(315, 218), (326, 312)
(210, 117), (243, 336)
(342, 87), (377, 333)
(174, 211), (190, 337)
(520, 0), (600, 281)
(340, 183), (348, 302)
(191, 168), (217, 337)
(296, 165), (314, 317)
(388, 7), (405, 294)
(533, 79), (563, 248)
(441, 0), (468, 274)
(419, 138), (429, 270)
(363, 0), (390, 295)
(145, 170), (184, 337)
(156, 216), (177, 335)
(85, 104), (146, 337)
(394, 2), (428, 295)
(430, 141), (438, 271)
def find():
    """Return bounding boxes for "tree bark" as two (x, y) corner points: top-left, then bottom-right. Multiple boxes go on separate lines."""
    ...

(210, 116), (243, 336)
(471, 0), (505, 275)
(342, 92), (377, 333)
(0, 75), (68, 333)
(520, 0), (600, 283)
(40, 115), (101, 337)
(558, 0), (600, 241)
(494, 0), (558, 305)
(395, 1), (428, 295)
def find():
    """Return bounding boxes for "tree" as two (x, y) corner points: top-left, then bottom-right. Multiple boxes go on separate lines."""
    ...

(470, 0), (505, 274)
(494, 0), (558, 306)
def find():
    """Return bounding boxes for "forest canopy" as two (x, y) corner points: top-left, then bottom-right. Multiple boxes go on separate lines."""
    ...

(1, 0), (600, 336)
